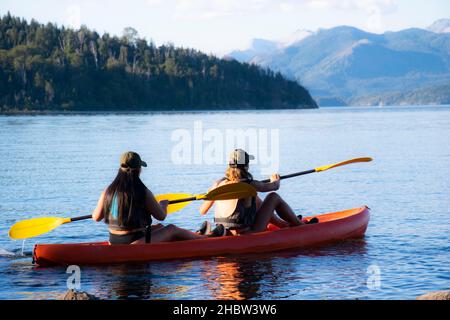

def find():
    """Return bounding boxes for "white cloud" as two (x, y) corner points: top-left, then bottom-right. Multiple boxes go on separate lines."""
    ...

(146, 0), (163, 7)
(306, 0), (397, 11)
(305, 0), (398, 32)
(354, 0), (398, 32)
(172, 0), (275, 20)
(167, 0), (397, 27)
(308, 0), (330, 9)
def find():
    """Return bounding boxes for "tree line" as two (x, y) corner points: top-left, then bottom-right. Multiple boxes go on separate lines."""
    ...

(0, 13), (317, 112)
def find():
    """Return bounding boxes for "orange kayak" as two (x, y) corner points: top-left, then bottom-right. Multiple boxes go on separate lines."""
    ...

(33, 206), (370, 266)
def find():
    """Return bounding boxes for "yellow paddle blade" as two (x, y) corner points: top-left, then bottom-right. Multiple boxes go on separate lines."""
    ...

(203, 182), (257, 201)
(155, 193), (194, 214)
(315, 157), (373, 173)
(9, 217), (71, 240)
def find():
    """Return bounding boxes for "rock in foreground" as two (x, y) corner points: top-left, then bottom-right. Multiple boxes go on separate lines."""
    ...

(61, 289), (99, 300)
(416, 290), (450, 300)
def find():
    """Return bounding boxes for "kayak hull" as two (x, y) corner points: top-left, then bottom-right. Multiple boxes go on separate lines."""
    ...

(33, 206), (370, 266)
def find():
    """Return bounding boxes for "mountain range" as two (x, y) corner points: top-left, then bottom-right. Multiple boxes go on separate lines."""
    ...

(228, 19), (450, 106)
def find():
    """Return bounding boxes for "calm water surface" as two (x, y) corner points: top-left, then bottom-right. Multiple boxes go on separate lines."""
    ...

(0, 106), (449, 300)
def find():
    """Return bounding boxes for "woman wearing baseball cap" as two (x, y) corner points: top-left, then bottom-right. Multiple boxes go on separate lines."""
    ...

(92, 151), (221, 244)
(199, 149), (316, 235)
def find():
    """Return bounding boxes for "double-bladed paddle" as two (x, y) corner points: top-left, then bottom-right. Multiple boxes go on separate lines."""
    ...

(8, 182), (256, 240)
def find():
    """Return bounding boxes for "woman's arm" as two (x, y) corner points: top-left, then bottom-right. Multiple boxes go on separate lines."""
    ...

(199, 199), (214, 216)
(199, 180), (221, 215)
(92, 191), (106, 222)
(250, 174), (281, 193)
(145, 188), (167, 221)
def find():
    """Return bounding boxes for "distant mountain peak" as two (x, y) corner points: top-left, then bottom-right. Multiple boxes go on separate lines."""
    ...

(226, 29), (314, 62)
(249, 38), (281, 51)
(428, 18), (450, 33)
(280, 29), (314, 47)
(225, 38), (281, 63)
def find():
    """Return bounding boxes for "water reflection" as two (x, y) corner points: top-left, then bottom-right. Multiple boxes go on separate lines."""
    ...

(89, 262), (195, 300)
(106, 265), (153, 299)
(202, 258), (275, 300)
(293, 238), (369, 257)
(198, 239), (368, 300)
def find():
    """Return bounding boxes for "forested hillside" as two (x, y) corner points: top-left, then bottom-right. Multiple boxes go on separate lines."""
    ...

(0, 13), (317, 112)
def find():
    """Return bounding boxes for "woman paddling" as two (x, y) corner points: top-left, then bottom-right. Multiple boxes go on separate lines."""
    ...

(92, 151), (223, 244)
(199, 149), (318, 235)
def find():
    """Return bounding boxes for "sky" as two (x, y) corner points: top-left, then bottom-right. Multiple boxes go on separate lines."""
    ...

(0, 0), (449, 55)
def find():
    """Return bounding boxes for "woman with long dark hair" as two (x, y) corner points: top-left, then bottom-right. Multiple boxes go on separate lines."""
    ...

(92, 151), (221, 244)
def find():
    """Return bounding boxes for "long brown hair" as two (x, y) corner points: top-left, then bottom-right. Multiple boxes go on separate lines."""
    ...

(103, 167), (147, 227)
(225, 166), (253, 182)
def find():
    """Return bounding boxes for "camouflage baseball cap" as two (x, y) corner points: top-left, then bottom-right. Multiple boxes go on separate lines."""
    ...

(120, 151), (147, 169)
(228, 149), (255, 168)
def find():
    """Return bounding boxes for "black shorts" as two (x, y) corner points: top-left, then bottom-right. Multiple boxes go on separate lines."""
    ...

(215, 205), (257, 230)
(109, 228), (151, 245)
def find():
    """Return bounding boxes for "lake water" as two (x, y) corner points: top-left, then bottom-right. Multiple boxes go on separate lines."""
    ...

(0, 106), (449, 300)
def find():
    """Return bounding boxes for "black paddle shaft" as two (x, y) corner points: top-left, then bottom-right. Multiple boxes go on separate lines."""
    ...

(67, 199), (196, 222)
(67, 197), (198, 223)
(70, 215), (93, 222)
(167, 196), (198, 205)
(260, 169), (316, 183)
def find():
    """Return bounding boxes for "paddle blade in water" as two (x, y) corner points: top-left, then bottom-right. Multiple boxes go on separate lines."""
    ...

(315, 157), (373, 173)
(9, 217), (70, 240)
(155, 193), (194, 214)
(204, 182), (257, 201)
